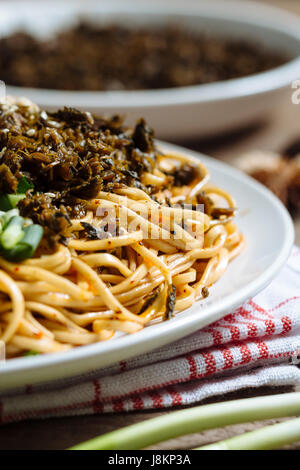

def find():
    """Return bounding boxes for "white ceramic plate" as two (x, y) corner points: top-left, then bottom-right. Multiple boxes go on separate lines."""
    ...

(1, 0), (300, 138)
(0, 142), (294, 392)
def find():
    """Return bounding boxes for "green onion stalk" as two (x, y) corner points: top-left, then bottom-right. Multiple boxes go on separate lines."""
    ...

(69, 392), (300, 450)
(197, 417), (300, 450)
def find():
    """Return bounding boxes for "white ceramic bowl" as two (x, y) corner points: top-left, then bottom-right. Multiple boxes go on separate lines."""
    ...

(1, 0), (300, 138)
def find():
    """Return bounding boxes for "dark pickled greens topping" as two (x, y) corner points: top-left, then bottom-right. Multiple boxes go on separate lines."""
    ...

(17, 192), (71, 234)
(0, 101), (157, 240)
(0, 24), (287, 91)
(0, 106), (156, 198)
(196, 192), (237, 224)
(0, 164), (18, 193)
(132, 119), (154, 154)
(164, 284), (177, 321)
(196, 192), (237, 221)
(201, 286), (209, 299)
(196, 192), (215, 216)
(138, 288), (160, 315)
(0, 100), (221, 246)
(80, 222), (108, 240)
(172, 164), (197, 187)
(210, 207), (236, 218)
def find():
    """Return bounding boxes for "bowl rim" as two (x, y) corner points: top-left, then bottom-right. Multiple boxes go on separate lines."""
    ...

(3, 0), (300, 108)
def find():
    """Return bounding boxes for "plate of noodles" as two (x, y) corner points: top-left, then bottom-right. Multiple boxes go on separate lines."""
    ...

(0, 97), (294, 391)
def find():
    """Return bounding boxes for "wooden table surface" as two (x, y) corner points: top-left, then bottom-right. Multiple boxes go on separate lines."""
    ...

(0, 0), (300, 451)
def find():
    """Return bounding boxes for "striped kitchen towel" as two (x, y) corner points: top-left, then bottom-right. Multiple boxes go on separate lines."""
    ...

(0, 246), (299, 423)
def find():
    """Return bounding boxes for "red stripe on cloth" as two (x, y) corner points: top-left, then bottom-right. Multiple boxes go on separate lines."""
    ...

(239, 313), (276, 335)
(167, 386), (182, 406)
(202, 352), (217, 376)
(247, 322), (258, 337)
(0, 401), (3, 424)
(223, 313), (237, 323)
(249, 299), (273, 319)
(221, 348), (234, 370)
(281, 316), (292, 335)
(271, 296), (300, 311)
(238, 304), (272, 324)
(214, 323), (241, 342)
(207, 328), (223, 345)
(239, 344), (252, 364)
(186, 355), (197, 379)
(132, 395), (144, 410)
(25, 385), (33, 394)
(93, 379), (103, 414)
(256, 341), (269, 359)
(264, 319), (276, 336)
(223, 308), (275, 338)
(94, 376), (188, 402)
(272, 351), (292, 359)
(149, 391), (163, 409)
(230, 325), (241, 341)
(119, 361), (127, 372)
(236, 306), (252, 319)
(113, 399), (124, 412)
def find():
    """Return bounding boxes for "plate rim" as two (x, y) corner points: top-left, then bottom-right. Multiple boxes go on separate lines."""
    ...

(0, 142), (294, 391)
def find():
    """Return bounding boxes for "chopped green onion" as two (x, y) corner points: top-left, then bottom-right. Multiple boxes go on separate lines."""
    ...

(23, 350), (40, 357)
(17, 176), (34, 194)
(197, 417), (300, 450)
(0, 209), (19, 232)
(0, 194), (25, 211)
(0, 215), (24, 250)
(7, 194), (26, 208)
(2, 224), (44, 261)
(69, 392), (300, 450)
(0, 211), (5, 231)
(0, 208), (19, 227)
(0, 207), (43, 262)
(0, 194), (13, 211)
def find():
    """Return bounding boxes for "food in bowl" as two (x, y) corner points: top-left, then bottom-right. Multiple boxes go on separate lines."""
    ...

(0, 23), (287, 91)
